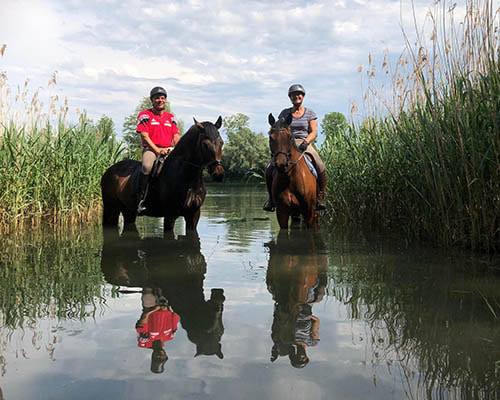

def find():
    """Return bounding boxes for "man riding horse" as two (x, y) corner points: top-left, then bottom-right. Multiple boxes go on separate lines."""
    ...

(137, 86), (181, 215)
(263, 84), (327, 212)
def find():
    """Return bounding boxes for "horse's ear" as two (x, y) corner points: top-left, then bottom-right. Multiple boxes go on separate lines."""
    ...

(215, 116), (222, 129)
(284, 112), (292, 126)
(268, 113), (275, 126)
(193, 117), (204, 129)
(216, 349), (224, 359)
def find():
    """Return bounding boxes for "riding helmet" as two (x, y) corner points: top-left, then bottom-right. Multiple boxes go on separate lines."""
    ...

(150, 86), (168, 99)
(288, 84), (306, 96)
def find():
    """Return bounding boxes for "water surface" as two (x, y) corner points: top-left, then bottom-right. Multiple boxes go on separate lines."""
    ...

(1, 185), (499, 399)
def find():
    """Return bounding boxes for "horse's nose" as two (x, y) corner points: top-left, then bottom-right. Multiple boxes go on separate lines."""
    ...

(211, 165), (224, 182)
(276, 162), (287, 173)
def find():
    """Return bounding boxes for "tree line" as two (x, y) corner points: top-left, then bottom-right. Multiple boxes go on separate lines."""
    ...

(118, 98), (346, 183)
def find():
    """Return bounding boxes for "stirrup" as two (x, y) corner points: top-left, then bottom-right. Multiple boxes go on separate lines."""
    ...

(315, 201), (326, 211)
(263, 199), (275, 212)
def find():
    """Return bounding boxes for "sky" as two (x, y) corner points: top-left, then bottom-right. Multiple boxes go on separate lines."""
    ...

(1, 0), (448, 139)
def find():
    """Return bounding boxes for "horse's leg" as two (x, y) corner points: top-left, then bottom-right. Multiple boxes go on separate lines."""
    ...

(290, 214), (301, 229)
(102, 199), (120, 227)
(276, 207), (289, 230)
(163, 216), (176, 232)
(185, 208), (201, 231)
(304, 207), (317, 229)
(122, 208), (137, 226)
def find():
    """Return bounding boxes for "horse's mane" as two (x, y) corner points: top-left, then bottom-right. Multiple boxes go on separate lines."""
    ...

(169, 123), (200, 156)
(169, 121), (219, 157)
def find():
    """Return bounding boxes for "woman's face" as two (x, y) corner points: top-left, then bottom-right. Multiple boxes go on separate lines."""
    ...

(289, 92), (304, 106)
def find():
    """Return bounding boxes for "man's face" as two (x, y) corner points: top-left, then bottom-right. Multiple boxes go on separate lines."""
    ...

(152, 95), (166, 111)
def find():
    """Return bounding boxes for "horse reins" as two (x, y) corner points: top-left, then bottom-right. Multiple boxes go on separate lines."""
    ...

(184, 159), (222, 170)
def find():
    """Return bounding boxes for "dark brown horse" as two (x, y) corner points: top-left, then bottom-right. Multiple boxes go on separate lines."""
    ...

(101, 229), (226, 359)
(268, 113), (317, 229)
(101, 117), (224, 231)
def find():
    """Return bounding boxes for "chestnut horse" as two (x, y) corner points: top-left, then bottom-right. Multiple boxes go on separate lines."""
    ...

(268, 113), (317, 229)
(101, 117), (224, 231)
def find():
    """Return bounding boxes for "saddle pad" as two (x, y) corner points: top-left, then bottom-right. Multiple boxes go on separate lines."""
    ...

(304, 154), (318, 179)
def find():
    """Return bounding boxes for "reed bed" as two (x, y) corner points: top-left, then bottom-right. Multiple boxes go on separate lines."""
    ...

(322, 0), (500, 251)
(0, 64), (124, 231)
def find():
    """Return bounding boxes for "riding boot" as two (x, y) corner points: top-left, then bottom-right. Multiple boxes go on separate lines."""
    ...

(315, 170), (327, 211)
(137, 173), (150, 215)
(263, 165), (275, 212)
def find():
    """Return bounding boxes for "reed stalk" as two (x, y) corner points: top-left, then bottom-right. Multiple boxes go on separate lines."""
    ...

(0, 60), (124, 230)
(322, 0), (500, 251)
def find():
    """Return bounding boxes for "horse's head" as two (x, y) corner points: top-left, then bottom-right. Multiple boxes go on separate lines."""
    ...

(194, 116), (224, 182)
(268, 113), (293, 173)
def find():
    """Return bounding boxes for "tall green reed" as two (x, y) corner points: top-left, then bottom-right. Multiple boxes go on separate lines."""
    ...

(0, 58), (124, 230)
(322, 0), (500, 251)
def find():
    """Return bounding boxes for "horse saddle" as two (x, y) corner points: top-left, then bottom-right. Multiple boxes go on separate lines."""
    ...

(150, 153), (170, 179)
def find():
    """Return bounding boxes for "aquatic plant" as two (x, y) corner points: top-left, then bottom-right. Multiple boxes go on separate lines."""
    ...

(0, 52), (124, 230)
(322, 0), (500, 251)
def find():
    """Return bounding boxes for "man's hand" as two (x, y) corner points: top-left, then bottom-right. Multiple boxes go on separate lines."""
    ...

(299, 140), (309, 152)
(158, 147), (174, 156)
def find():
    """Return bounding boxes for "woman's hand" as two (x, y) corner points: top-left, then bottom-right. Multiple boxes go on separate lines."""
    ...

(299, 140), (309, 152)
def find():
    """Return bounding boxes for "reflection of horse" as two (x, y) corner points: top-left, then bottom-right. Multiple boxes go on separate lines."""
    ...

(265, 230), (327, 367)
(101, 229), (225, 358)
(267, 113), (317, 229)
(100, 117), (224, 231)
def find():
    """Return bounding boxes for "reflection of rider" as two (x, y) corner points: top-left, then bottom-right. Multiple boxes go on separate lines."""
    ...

(270, 299), (322, 368)
(136, 287), (179, 373)
(289, 304), (320, 368)
(263, 84), (327, 212)
(267, 231), (327, 368)
(136, 86), (181, 215)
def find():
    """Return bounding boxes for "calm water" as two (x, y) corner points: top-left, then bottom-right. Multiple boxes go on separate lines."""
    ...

(1, 185), (500, 400)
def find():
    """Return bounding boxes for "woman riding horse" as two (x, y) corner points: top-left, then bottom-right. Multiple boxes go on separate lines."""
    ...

(263, 84), (327, 212)
(267, 113), (318, 228)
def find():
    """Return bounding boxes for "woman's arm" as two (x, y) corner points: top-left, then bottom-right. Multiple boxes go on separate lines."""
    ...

(305, 119), (317, 145)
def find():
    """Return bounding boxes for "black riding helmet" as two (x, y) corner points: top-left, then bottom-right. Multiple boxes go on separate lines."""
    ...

(288, 84), (306, 96)
(150, 86), (167, 99)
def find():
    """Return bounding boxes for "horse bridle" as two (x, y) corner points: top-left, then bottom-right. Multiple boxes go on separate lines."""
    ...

(271, 129), (306, 171)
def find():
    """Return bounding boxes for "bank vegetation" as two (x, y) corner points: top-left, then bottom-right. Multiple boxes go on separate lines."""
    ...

(321, 0), (500, 251)
(0, 69), (123, 232)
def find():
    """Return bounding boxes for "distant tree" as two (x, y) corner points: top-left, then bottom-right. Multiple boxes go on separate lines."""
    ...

(122, 97), (184, 159)
(222, 113), (269, 182)
(96, 115), (117, 143)
(321, 112), (348, 140)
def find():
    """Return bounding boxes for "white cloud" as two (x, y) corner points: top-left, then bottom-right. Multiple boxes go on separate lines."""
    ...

(0, 0), (443, 135)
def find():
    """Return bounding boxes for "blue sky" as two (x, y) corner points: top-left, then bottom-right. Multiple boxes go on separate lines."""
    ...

(1, 0), (443, 138)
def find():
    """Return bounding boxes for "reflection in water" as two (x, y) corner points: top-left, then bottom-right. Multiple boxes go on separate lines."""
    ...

(0, 228), (107, 375)
(101, 228), (226, 364)
(136, 287), (179, 373)
(265, 230), (328, 368)
(327, 236), (500, 397)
